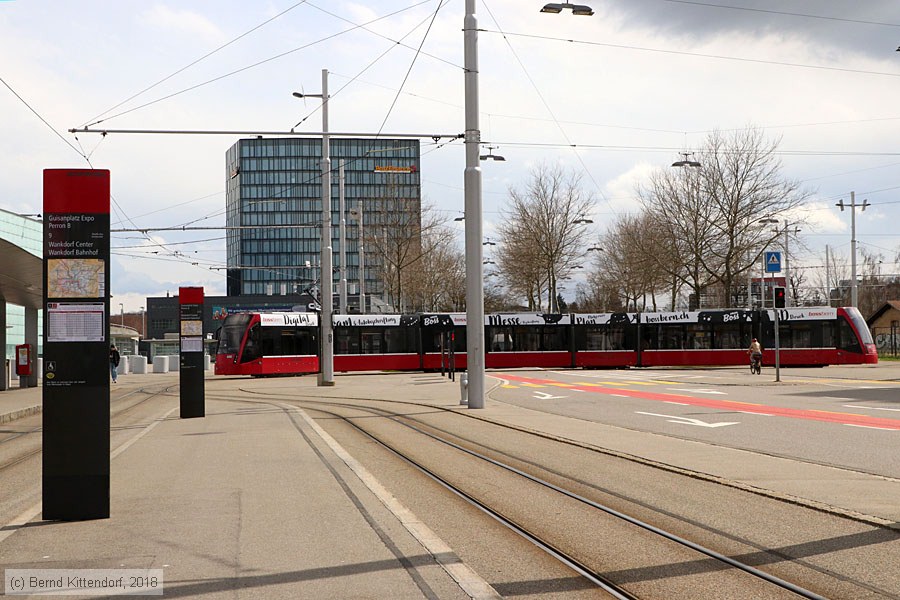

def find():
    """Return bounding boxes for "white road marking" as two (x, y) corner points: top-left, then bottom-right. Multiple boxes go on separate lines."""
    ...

(843, 404), (900, 413)
(663, 401), (689, 406)
(668, 388), (726, 395)
(845, 424), (897, 431)
(636, 411), (740, 428)
(737, 411), (774, 416)
(533, 391), (567, 400)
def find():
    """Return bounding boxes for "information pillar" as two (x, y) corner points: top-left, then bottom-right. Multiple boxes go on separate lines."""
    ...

(179, 286), (205, 418)
(42, 169), (111, 520)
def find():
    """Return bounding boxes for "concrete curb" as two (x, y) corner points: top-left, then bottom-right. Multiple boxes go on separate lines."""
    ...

(0, 405), (41, 425)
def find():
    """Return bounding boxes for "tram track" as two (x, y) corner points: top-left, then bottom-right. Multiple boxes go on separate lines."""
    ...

(0, 383), (178, 475)
(301, 402), (831, 599)
(213, 387), (899, 599)
(229, 384), (897, 529)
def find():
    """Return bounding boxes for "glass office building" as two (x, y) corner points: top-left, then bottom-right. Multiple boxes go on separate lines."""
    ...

(0, 209), (42, 358)
(225, 137), (421, 311)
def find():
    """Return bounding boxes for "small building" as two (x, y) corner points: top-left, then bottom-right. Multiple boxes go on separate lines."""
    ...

(110, 324), (140, 356)
(866, 301), (900, 357)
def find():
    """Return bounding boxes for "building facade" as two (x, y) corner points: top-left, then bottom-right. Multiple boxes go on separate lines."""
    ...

(0, 209), (42, 359)
(225, 137), (421, 312)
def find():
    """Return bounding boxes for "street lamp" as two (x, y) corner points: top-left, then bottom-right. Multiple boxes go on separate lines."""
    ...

(479, 145), (506, 161)
(672, 152), (701, 168)
(573, 217), (593, 224)
(541, 2), (594, 15)
(293, 69), (334, 386)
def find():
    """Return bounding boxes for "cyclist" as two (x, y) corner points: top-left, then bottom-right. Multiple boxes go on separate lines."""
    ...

(747, 338), (762, 373)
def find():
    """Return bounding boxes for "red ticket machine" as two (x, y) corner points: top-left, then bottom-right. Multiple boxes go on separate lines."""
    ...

(15, 344), (32, 377)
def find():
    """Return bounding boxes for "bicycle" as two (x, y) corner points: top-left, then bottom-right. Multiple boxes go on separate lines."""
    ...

(749, 352), (762, 375)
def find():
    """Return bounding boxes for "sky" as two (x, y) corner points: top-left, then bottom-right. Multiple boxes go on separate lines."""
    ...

(1, 0), (899, 312)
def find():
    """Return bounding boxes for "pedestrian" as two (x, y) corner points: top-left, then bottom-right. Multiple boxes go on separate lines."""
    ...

(109, 344), (120, 383)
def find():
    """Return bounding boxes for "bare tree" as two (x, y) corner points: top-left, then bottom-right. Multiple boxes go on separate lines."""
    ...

(497, 163), (594, 312)
(580, 213), (669, 311)
(495, 228), (546, 310)
(406, 221), (466, 312)
(367, 197), (445, 312)
(638, 164), (717, 308)
(639, 128), (812, 308)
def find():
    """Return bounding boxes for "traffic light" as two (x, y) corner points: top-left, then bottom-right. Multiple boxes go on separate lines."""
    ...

(773, 286), (786, 308)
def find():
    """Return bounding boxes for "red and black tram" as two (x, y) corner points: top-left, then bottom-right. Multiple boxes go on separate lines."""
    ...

(214, 306), (877, 377)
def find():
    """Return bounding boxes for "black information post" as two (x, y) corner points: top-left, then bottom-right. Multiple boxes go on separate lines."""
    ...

(179, 286), (205, 418)
(42, 169), (111, 520)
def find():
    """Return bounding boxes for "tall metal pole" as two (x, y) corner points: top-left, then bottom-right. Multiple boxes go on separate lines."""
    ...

(773, 287), (781, 383)
(747, 251), (753, 309)
(836, 191), (867, 308)
(783, 224), (791, 308)
(850, 191), (858, 308)
(825, 245), (831, 306)
(760, 255), (765, 308)
(339, 159), (347, 314)
(464, 0), (485, 409)
(319, 69), (334, 386)
(358, 199), (365, 314)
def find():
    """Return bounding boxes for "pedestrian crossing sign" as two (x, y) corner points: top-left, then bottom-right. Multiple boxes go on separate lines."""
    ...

(765, 251), (782, 273)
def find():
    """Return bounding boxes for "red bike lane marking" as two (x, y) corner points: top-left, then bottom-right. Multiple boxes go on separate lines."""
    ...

(496, 373), (900, 431)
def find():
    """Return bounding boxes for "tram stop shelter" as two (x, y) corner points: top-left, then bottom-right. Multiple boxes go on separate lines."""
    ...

(0, 237), (42, 390)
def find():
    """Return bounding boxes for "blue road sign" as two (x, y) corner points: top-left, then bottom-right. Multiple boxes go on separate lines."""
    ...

(765, 251), (782, 273)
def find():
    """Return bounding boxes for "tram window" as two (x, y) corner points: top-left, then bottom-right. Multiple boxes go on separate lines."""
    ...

(583, 328), (606, 350)
(277, 329), (314, 355)
(361, 331), (383, 354)
(241, 326), (261, 363)
(783, 322), (813, 349)
(659, 325), (683, 349)
(581, 326), (628, 350)
(519, 327), (541, 351)
(714, 322), (742, 349)
(296, 330), (316, 355)
(838, 319), (861, 353)
(334, 328), (359, 354)
(543, 326), (568, 351)
(258, 328), (278, 356)
(642, 327), (659, 350)
(423, 332), (442, 353)
(219, 315), (251, 354)
(685, 324), (710, 349)
(384, 328), (412, 353)
(820, 322), (835, 348)
(491, 328), (514, 351)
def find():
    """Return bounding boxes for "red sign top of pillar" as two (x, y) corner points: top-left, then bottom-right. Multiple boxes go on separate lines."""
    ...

(43, 169), (110, 214)
(179, 287), (205, 305)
